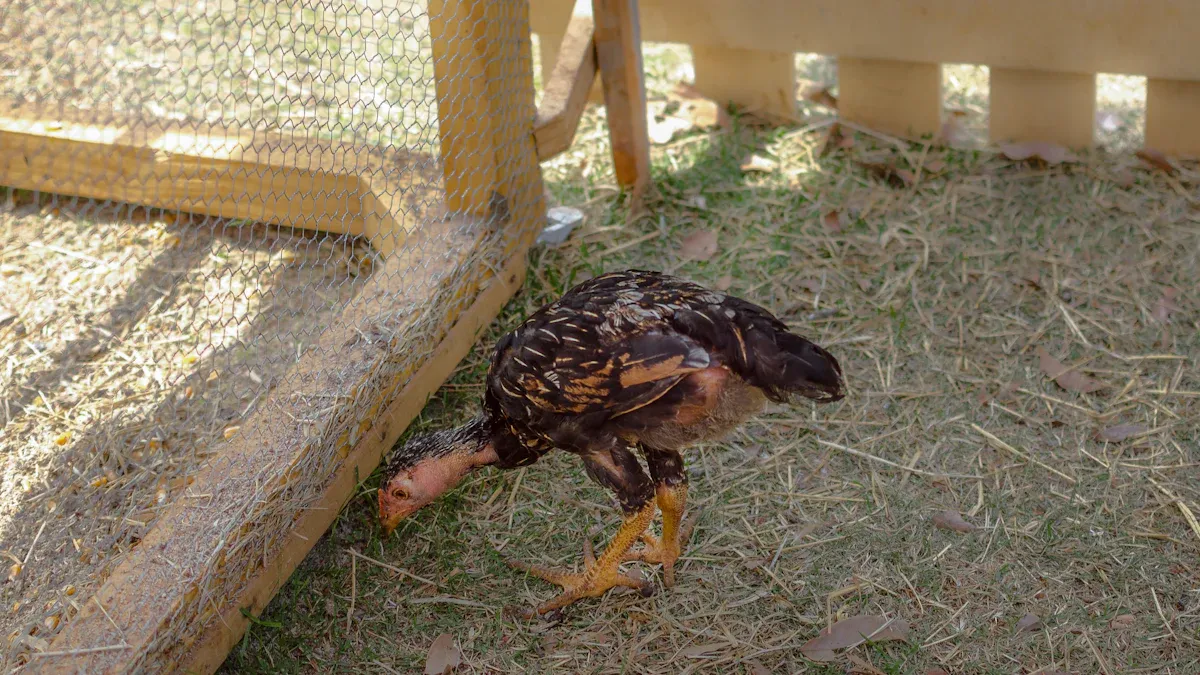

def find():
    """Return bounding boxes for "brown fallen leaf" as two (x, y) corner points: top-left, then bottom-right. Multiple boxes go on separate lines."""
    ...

(1136, 148), (1177, 175)
(424, 633), (461, 675)
(800, 616), (910, 662)
(1036, 347), (1104, 394)
(1015, 613), (1042, 633)
(1094, 424), (1147, 443)
(746, 659), (772, 675)
(714, 274), (733, 291)
(999, 141), (1078, 165)
(822, 210), (845, 233)
(1109, 614), (1136, 629)
(740, 154), (778, 172)
(924, 158), (947, 174)
(932, 510), (977, 533)
(803, 85), (839, 110)
(679, 229), (719, 261)
(681, 641), (730, 658)
(856, 161), (914, 188)
(819, 122), (853, 157)
(0, 306), (16, 330)
(1152, 287), (1180, 323)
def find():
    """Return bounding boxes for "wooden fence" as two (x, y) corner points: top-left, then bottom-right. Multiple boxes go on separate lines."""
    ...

(531, 0), (1200, 156)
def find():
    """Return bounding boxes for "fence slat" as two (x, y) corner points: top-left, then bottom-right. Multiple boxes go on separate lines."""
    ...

(593, 0), (651, 191)
(1146, 78), (1200, 158)
(838, 57), (941, 139)
(691, 46), (796, 120)
(989, 67), (1095, 148)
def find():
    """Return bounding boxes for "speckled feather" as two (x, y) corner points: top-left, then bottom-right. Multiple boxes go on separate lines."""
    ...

(481, 270), (844, 475)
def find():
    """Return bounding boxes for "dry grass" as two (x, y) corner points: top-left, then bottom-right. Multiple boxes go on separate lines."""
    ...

(0, 197), (373, 662)
(218, 47), (1199, 674)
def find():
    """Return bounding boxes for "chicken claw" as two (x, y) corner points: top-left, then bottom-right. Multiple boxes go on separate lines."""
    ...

(506, 503), (656, 618)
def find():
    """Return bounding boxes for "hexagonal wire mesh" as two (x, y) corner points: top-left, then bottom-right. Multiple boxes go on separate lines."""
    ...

(0, 0), (539, 667)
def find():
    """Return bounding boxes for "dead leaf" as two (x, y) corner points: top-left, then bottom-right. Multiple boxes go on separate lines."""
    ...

(1109, 614), (1135, 629)
(746, 659), (772, 675)
(924, 670), (951, 675)
(1152, 287), (1180, 323)
(1036, 347), (1104, 394)
(999, 141), (1078, 165)
(857, 161), (914, 188)
(681, 641), (730, 658)
(424, 633), (462, 675)
(1094, 424), (1147, 443)
(714, 275), (733, 291)
(803, 85), (838, 110)
(822, 210), (844, 233)
(800, 616), (910, 662)
(648, 107), (692, 144)
(679, 229), (719, 261)
(932, 510), (977, 533)
(1136, 148), (1177, 175)
(0, 307), (16, 330)
(740, 154), (778, 172)
(924, 159), (947, 174)
(1111, 168), (1135, 188)
(819, 122), (853, 157)
(1015, 613), (1042, 633)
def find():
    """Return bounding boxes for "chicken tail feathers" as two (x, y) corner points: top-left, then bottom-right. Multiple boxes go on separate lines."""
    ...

(755, 329), (844, 403)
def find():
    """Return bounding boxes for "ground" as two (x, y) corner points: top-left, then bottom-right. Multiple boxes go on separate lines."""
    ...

(214, 50), (1197, 673)
(1, 31), (1197, 675)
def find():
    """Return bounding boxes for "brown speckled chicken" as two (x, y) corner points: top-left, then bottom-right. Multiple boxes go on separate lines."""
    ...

(379, 269), (844, 617)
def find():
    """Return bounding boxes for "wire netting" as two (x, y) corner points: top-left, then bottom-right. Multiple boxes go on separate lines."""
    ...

(0, 0), (539, 668)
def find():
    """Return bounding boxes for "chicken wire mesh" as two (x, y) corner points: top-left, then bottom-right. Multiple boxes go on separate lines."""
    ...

(0, 0), (539, 668)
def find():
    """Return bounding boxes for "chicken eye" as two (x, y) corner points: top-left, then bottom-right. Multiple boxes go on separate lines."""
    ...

(391, 487), (408, 500)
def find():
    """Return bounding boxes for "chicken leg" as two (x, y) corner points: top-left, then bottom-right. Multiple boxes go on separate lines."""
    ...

(623, 448), (697, 587)
(507, 502), (655, 618)
(506, 445), (657, 618)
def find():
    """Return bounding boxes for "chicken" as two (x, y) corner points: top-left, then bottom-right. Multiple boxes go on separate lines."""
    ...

(378, 269), (844, 617)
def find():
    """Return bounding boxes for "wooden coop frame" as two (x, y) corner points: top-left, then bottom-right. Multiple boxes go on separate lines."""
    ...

(0, 0), (647, 672)
(533, 0), (1200, 156)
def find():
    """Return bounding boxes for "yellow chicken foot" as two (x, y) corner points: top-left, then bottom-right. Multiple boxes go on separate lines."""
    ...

(622, 483), (698, 588)
(506, 503), (656, 618)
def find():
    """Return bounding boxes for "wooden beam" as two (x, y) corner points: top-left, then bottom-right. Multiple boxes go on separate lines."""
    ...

(532, 0), (1200, 82)
(1145, 78), (1200, 158)
(0, 102), (409, 256)
(691, 46), (796, 120)
(430, 0), (497, 217)
(838, 57), (942, 139)
(535, 6), (604, 107)
(989, 68), (1095, 148)
(593, 0), (650, 191)
(533, 0), (598, 161)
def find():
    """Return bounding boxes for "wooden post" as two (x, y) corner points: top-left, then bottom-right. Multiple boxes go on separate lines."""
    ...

(691, 46), (796, 120)
(838, 57), (942, 140)
(430, 0), (498, 217)
(533, 0), (598, 161)
(593, 0), (650, 192)
(989, 68), (1095, 148)
(537, 3), (604, 106)
(1145, 78), (1200, 158)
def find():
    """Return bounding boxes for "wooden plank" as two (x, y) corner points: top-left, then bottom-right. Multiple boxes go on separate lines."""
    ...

(838, 57), (941, 139)
(430, 0), (497, 217)
(1145, 78), (1200, 158)
(989, 67), (1095, 148)
(593, 0), (650, 191)
(691, 45), (796, 120)
(531, 0), (1200, 82)
(533, 0), (598, 160)
(29, 220), (529, 674)
(0, 102), (410, 256)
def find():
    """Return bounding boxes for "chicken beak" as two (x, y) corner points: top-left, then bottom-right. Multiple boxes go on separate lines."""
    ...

(380, 514), (402, 537)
